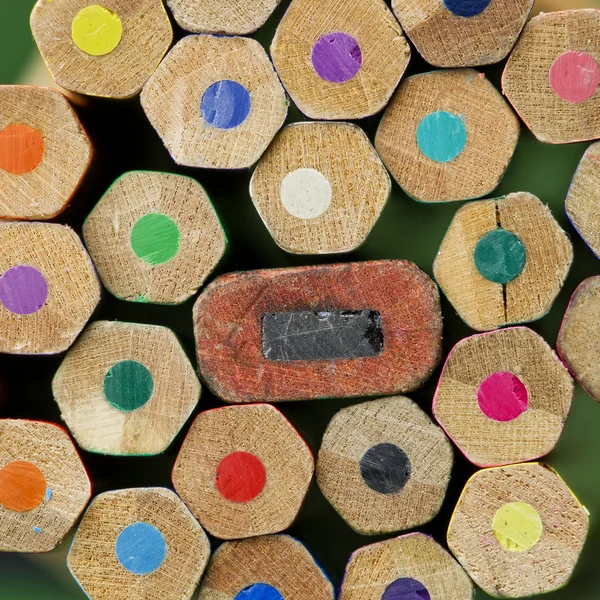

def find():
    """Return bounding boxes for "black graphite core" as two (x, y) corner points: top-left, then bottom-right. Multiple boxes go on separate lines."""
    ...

(360, 443), (411, 495)
(262, 310), (383, 362)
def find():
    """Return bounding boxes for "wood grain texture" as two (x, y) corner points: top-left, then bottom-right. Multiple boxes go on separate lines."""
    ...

(250, 122), (390, 254)
(52, 320), (201, 456)
(172, 404), (313, 540)
(375, 69), (519, 203)
(393, 0), (533, 68)
(0, 86), (91, 219)
(566, 141), (600, 256)
(339, 532), (473, 600)
(141, 35), (288, 169)
(502, 9), (600, 144)
(166, 0), (280, 34)
(434, 192), (573, 331)
(317, 396), (453, 535)
(557, 276), (600, 403)
(270, 0), (410, 120)
(434, 327), (573, 467)
(0, 222), (100, 354)
(197, 535), (334, 600)
(68, 487), (210, 600)
(193, 260), (443, 403)
(31, 0), (173, 98)
(0, 420), (90, 553)
(447, 463), (589, 597)
(83, 171), (226, 304)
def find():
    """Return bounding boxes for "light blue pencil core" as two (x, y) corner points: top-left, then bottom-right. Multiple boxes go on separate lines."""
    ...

(115, 522), (167, 575)
(416, 110), (467, 163)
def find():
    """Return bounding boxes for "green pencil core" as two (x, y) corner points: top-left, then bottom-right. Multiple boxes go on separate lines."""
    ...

(130, 213), (180, 265)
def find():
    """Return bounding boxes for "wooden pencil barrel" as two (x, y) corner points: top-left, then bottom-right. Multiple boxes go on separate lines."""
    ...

(448, 463), (589, 597)
(0, 222), (100, 355)
(0, 86), (91, 220)
(166, 0), (280, 34)
(317, 396), (453, 535)
(433, 326), (573, 467)
(566, 141), (600, 256)
(30, 0), (173, 98)
(68, 487), (210, 600)
(503, 9), (600, 144)
(172, 404), (313, 540)
(434, 192), (573, 331)
(193, 260), (443, 403)
(0, 419), (90, 553)
(250, 121), (390, 255)
(141, 35), (288, 170)
(52, 320), (201, 456)
(392, 0), (533, 68)
(271, 0), (410, 120)
(83, 171), (227, 304)
(375, 69), (519, 203)
(197, 535), (334, 600)
(339, 532), (473, 600)
(558, 276), (600, 403)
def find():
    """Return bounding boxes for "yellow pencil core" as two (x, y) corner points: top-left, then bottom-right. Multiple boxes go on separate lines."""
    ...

(72, 5), (123, 57)
(492, 502), (543, 552)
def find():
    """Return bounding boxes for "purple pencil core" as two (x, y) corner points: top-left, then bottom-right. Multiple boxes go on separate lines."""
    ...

(382, 577), (431, 600)
(311, 32), (363, 83)
(0, 265), (48, 315)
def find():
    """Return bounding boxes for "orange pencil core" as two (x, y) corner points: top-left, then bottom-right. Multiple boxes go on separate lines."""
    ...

(0, 460), (47, 512)
(0, 124), (44, 175)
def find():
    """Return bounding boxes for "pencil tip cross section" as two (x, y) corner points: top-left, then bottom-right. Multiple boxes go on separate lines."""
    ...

(416, 111), (467, 163)
(339, 533), (473, 600)
(359, 443), (411, 495)
(201, 80), (252, 130)
(550, 51), (600, 104)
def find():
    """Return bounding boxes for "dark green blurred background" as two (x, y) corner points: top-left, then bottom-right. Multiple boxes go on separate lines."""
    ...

(2, 1), (600, 598)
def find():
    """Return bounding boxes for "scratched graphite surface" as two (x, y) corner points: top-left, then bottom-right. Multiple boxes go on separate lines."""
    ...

(262, 310), (384, 362)
(2, 1), (600, 599)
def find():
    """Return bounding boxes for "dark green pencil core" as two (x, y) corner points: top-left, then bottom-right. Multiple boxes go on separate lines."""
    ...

(104, 360), (154, 412)
(474, 229), (526, 285)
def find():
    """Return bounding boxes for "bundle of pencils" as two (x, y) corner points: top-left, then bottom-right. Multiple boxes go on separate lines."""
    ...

(2, 1), (599, 599)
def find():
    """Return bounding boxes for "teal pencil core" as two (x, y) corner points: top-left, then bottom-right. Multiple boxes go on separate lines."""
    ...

(130, 213), (180, 265)
(474, 229), (526, 284)
(104, 360), (154, 412)
(417, 110), (467, 163)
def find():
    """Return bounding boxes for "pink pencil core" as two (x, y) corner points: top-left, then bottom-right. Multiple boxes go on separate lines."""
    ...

(477, 372), (528, 422)
(550, 51), (600, 103)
